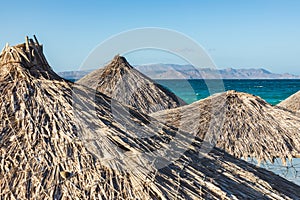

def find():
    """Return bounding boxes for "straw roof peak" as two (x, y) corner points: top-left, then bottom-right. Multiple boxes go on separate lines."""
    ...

(110, 54), (133, 70)
(0, 35), (60, 80)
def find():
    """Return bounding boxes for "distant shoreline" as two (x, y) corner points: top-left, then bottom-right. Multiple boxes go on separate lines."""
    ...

(59, 65), (300, 80)
(68, 78), (300, 82)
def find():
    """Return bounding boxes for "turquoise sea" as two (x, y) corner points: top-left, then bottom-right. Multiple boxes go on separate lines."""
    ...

(156, 79), (300, 105)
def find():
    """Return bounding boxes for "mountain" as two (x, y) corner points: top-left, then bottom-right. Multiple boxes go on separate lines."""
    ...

(151, 90), (300, 164)
(59, 64), (300, 80)
(135, 64), (300, 79)
(77, 55), (187, 114)
(1, 37), (300, 199)
(218, 68), (300, 79)
(278, 90), (300, 113)
(57, 70), (92, 80)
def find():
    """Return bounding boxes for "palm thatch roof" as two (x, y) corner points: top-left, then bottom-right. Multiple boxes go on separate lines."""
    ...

(1, 37), (300, 199)
(278, 91), (300, 113)
(0, 37), (152, 199)
(151, 90), (300, 164)
(77, 55), (186, 114)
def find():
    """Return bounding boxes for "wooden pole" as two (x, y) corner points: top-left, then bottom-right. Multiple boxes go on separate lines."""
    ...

(25, 36), (30, 52)
(33, 35), (40, 46)
(25, 36), (31, 61)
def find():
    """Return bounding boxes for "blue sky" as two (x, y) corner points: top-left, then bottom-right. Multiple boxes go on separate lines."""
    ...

(1, 0), (300, 74)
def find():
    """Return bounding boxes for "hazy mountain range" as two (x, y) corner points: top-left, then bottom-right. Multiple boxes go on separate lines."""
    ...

(58, 64), (300, 80)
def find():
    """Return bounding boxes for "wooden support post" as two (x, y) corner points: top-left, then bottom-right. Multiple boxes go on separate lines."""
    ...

(33, 35), (40, 46)
(25, 36), (30, 52)
(25, 36), (31, 61)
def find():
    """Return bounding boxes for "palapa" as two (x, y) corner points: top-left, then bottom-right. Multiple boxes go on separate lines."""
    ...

(151, 90), (300, 165)
(77, 55), (186, 114)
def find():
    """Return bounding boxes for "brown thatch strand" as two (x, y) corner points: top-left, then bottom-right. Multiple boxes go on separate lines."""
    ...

(1, 37), (300, 199)
(77, 55), (187, 114)
(151, 90), (300, 165)
(278, 90), (300, 113)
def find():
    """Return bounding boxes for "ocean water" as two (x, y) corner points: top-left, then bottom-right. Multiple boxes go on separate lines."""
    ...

(155, 79), (300, 105)
(246, 158), (300, 186)
(71, 78), (300, 104)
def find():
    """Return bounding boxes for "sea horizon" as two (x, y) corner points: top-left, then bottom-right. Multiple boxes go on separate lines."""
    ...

(70, 78), (300, 105)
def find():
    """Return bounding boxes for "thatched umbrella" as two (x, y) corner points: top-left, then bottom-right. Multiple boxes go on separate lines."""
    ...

(0, 37), (155, 199)
(77, 55), (186, 114)
(151, 90), (300, 165)
(1, 37), (300, 199)
(278, 90), (300, 113)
